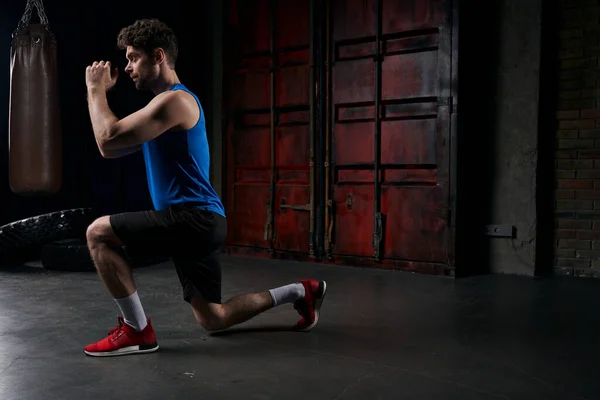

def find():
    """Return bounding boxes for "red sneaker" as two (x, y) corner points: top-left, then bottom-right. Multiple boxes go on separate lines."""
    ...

(293, 279), (327, 331)
(84, 316), (159, 357)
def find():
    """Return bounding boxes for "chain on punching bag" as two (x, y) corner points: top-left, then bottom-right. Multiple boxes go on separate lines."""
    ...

(9, 0), (62, 196)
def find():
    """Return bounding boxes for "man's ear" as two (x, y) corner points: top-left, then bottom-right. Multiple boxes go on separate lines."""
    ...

(153, 48), (166, 64)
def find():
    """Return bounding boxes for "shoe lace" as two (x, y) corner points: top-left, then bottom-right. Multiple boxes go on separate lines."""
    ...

(108, 316), (125, 337)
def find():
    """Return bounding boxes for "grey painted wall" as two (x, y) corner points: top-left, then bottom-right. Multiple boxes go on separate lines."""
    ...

(486, 0), (541, 275)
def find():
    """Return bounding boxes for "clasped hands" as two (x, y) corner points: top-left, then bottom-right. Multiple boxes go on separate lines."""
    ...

(86, 61), (119, 92)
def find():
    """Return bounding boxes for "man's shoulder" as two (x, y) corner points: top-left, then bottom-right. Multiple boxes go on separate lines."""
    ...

(151, 90), (197, 112)
(151, 89), (201, 130)
(155, 89), (185, 103)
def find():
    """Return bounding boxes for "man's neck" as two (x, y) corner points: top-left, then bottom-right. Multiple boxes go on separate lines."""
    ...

(152, 70), (181, 95)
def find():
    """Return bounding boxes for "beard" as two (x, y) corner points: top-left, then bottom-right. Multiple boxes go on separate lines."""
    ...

(133, 69), (159, 91)
(133, 77), (148, 90)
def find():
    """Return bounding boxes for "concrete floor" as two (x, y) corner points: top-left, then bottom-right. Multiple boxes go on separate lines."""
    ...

(0, 255), (598, 400)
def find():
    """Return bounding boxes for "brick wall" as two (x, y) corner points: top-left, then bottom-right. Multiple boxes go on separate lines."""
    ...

(555, 0), (600, 277)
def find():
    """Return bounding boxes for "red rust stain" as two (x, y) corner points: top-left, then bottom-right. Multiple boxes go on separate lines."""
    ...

(275, 185), (311, 253)
(380, 119), (437, 165)
(338, 41), (376, 60)
(383, 169), (437, 184)
(234, 127), (271, 167)
(332, 0), (377, 41)
(381, 51), (439, 100)
(333, 58), (375, 104)
(381, 186), (447, 262)
(334, 122), (375, 165)
(277, 125), (310, 166)
(233, 70), (270, 110)
(238, 0), (271, 54)
(231, 185), (270, 247)
(332, 186), (375, 257)
(337, 169), (375, 184)
(277, 65), (310, 107)
(275, 0), (310, 49)
(338, 104), (376, 122)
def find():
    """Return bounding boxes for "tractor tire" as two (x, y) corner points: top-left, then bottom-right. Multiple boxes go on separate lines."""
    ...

(0, 208), (97, 264)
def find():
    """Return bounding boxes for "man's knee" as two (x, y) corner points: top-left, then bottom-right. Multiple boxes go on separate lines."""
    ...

(196, 313), (224, 332)
(86, 216), (122, 248)
(190, 296), (226, 331)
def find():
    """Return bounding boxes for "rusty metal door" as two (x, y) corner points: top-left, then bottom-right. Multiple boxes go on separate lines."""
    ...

(223, 0), (316, 256)
(222, 0), (457, 271)
(323, 0), (456, 272)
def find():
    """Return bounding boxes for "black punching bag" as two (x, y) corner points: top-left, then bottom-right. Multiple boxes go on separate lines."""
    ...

(9, 0), (62, 196)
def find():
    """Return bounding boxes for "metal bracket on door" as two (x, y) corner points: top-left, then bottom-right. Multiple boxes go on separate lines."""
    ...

(280, 198), (311, 213)
(346, 194), (353, 210)
(372, 212), (383, 261)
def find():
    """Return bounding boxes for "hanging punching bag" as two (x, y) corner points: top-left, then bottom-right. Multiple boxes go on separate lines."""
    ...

(9, 0), (62, 196)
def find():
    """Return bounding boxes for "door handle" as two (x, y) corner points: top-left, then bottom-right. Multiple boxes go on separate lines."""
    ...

(280, 198), (311, 213)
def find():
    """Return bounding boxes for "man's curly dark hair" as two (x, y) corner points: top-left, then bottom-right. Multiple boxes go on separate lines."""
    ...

(117, 19), (178, 68)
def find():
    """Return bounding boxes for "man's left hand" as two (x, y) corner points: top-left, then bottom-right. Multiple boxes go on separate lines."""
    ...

(86, 61), (119, 92)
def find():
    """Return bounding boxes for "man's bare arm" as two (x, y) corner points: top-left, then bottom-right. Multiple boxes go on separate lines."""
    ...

(97, 143), (141, 159)
(87, 88), (186, 157)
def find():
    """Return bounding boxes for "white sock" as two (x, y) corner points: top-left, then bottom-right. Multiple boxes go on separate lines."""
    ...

(269, 283), (305, 307)
(114, 291), (148, 331)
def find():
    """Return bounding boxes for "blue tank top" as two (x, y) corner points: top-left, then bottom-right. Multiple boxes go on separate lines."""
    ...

(141, 83), (225, 217)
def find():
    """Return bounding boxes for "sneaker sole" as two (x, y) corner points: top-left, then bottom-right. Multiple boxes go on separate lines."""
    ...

(297, 280), (327, 332)
(84, 343), (159, 357)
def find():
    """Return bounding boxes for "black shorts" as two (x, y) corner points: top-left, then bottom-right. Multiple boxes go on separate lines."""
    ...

(109, 203), (227, 304)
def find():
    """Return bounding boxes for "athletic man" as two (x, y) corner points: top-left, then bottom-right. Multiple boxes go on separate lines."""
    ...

(83, 18), (327, 357)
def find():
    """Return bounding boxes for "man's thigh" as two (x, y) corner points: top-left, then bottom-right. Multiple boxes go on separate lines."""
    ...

(109, 205), (227, 260)
(171, 207), (227, 304)
(173, 249), (223, 304)
(109, 208), (179, 257)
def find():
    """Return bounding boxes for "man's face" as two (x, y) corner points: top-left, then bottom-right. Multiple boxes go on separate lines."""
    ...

(124, 46), (158, 90)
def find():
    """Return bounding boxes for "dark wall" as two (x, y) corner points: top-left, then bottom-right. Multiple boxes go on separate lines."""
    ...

(551, 0), (600, 278)
(456, 0), (545, 276)
(0, 0), (214, 225)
